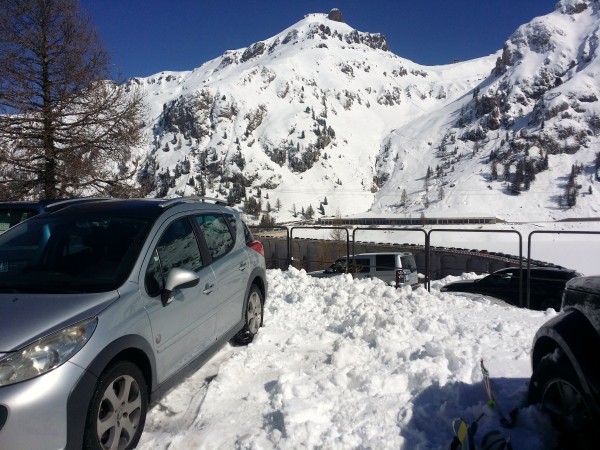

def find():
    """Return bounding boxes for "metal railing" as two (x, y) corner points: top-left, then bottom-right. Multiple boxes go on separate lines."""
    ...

(289, 226), (350, 271)
(527, 230), (600, 308)
(428, 228), (523, 305)
(251, 224), (598, 309)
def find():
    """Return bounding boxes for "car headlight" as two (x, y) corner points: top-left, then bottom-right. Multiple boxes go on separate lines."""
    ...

(440, 286), (448, 292)
(0, 318), (97, 386)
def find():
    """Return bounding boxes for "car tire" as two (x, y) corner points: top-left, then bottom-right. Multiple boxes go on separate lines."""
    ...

(233, 284), (263, 345)
(83, 361), (148, 450)
(528, 351), (597, 449)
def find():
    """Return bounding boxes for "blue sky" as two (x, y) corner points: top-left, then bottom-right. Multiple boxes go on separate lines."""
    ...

(81, 0), (556, 80)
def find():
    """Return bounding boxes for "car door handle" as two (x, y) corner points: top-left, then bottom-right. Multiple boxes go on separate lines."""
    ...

(239, 261), (248, 271)
(203, 282), (215, 295)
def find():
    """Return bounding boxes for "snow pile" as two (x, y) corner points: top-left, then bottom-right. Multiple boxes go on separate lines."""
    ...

(138, 268), (559, 449)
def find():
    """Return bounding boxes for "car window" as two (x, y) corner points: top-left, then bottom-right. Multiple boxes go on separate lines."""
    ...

(0, 216), (150, 293)
(375, 255), (395, 271)
(242, 220), (254, 244)
(225, 214), (237, 236)
(0, 220), (48, 248)
(486, 272), (516, 285)
(194, 214), (234, 260)
(331, 258), (347, 272)
(352, 258), (371, 273)
(145, 218), (203, 297)
(400, 255), (417, 272)
(0, 208), (38, 233)
(145, 249), (164, 297)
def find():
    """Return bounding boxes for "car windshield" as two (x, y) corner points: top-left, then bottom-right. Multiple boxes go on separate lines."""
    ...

(0, 215), (152, 293)
(0, 208), (39, 234)
(329, 259), (347, 272)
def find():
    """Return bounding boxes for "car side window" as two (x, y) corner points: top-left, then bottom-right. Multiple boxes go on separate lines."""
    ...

(194, 214), (234, 260)
(488, 272), (515, 285)
(225, 214), (238, 236)
(352, 258), (371, 273)
(242, 220), (253, 244)
(375, 255), (395, 271)
(401, 256), (417, 272)
(145, 218), (203, 297)
(331, 259), (343, 272)
(145, 249), (163, 297)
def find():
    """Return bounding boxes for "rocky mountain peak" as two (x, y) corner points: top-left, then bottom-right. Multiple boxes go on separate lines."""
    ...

(558, 0), (590, 15)
(327, 8), (344, 23)
(134, 3), (600, 223)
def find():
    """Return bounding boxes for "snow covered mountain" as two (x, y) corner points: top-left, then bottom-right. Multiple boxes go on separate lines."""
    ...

(133, 0), (600, 223)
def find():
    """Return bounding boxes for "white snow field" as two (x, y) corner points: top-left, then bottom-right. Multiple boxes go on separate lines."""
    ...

(137, 268), (560, 450)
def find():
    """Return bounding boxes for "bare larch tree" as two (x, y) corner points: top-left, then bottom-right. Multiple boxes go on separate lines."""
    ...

(0, 0), (148, 200)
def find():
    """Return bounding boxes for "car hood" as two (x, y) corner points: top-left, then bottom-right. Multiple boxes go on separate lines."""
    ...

(0, 290), (120, 352)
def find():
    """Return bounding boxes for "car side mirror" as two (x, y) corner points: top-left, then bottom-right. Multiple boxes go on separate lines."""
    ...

(161, 267), (200, 307)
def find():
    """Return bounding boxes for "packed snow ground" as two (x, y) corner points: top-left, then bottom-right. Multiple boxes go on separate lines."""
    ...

(137, 268), (559, 450)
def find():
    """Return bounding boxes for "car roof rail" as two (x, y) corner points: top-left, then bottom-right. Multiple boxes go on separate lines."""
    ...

(158, 196), (228, 209)
(43, 197), (113, 211)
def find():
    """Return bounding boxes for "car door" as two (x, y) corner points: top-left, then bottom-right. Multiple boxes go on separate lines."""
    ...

(528, 272), (565, 310)
(141, 216), (218, 382)
(194, 212), (249, 337)
(477, 271), (519, 304)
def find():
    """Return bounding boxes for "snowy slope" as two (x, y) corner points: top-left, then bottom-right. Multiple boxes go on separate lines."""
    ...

(132, 10), (495, 218)
(374, 0), (600, 222)
(131, 1), (600, 223)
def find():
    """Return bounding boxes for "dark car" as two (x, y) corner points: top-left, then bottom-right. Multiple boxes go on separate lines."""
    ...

(440, 266), (582, 310)
(528, 276), (600, 448)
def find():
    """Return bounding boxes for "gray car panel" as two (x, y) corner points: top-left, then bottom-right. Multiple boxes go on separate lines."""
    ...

(212, 245), (251, 335)
(143, 265), (218, 382)
(0, 360), (86, 450)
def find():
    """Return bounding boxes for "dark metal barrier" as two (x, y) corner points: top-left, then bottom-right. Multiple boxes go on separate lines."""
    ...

(527, 230), (600, 309)
(289, 226), (350, 271)
(428, 229), (523, 304)
(252, 224), (597, 311)
(248, 226), (290, 269)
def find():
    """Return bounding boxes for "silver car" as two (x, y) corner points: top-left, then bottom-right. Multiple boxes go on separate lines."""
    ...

(309, 252), (419, 288)
(0, 197), (267, 450)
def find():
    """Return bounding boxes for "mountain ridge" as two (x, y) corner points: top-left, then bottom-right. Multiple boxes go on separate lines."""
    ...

(132, 0), (600, 223)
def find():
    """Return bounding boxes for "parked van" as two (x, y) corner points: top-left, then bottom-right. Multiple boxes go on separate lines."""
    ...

(310, 252), (419, 288)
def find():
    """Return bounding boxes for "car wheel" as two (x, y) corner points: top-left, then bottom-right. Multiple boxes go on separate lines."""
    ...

(84, 361), (148, 450)
(528, 352), (597, 449)
(234, 285), (263, 345)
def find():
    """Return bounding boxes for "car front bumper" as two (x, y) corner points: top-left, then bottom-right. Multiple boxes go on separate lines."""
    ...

(0, 360), (90, 450)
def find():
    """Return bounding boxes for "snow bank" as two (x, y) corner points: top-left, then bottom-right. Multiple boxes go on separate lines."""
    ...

(138, 268), (560, 449)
